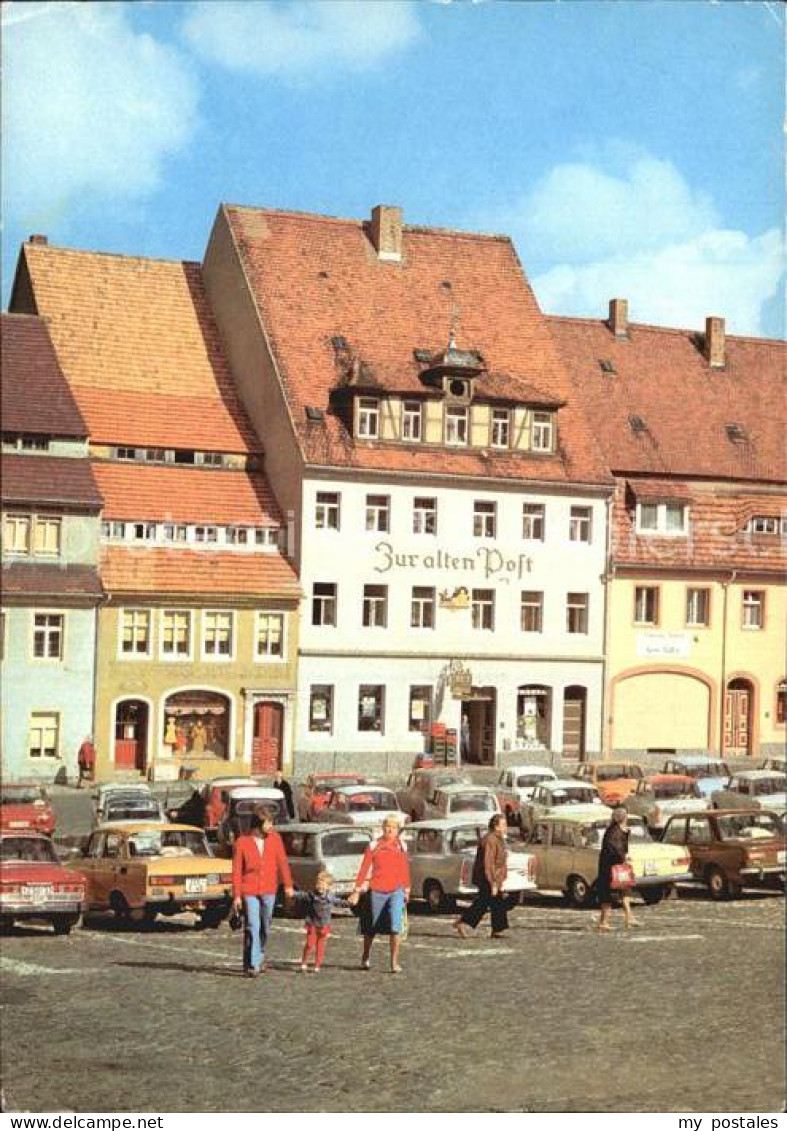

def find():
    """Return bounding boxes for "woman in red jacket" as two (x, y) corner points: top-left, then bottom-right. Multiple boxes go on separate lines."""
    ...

(231, 812), (294, 976)
(348, 816), (410, 974)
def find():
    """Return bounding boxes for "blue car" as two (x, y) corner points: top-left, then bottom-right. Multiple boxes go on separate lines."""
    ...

(661, 756), (731, 797)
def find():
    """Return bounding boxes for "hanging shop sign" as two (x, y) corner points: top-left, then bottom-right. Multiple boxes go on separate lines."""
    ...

(439, 586), (470, 610)
(448, 660), (472, 699)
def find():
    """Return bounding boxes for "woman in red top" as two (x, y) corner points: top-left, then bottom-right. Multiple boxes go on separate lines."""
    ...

(348, 816), (410, 974)
(231, 812), (294, 976)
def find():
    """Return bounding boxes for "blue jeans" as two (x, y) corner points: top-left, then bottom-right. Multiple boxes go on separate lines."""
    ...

(368, 888), (406, 935)
(242, 894), (275, 971)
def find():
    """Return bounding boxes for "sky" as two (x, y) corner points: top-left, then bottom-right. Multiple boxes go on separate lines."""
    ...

(2, 0), (784, 337)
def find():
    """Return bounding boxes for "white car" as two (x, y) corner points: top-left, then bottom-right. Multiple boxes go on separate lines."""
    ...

(711, 771), (787, 816)
(94, 782), (154, 822)
(421, 783), (502, 822)
(314, 785), (409, 830)
(217, 786), (290, 851)
(100, 795), (167, 827)
(495, 765), (558, 825)
(520, 780), (610, 833)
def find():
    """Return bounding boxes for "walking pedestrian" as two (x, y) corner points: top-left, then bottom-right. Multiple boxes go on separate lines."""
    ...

(76, 736), (96, 788)
(231, 811), (294, 976)
(348, 816), (410, 974)
(292, 870), (343, 973)
(454, 813), (510, 938)
(596, 806), (638, 932)
(273, 770), (295, 819)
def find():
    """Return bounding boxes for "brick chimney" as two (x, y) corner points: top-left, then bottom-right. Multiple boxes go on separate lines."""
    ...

(369, 205), (403, 262)
(28, 234), (48, 246)
(704, 316), (725, 368)
(608, 298), (628, 338)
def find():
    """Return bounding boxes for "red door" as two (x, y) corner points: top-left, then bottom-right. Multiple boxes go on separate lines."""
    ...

(114, 701), (148, 772)
(723, 686), (751, 755)
(252, 702), (283, 774)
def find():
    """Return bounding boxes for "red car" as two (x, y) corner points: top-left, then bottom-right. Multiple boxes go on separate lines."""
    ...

(200, 776), (266, 832)
(0, 832), (86, 935)
(297, 774), (369, 821)
(0, 783), (55, 836)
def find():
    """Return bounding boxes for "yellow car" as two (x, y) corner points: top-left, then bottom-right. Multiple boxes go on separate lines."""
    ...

(71, 822), (232, 927)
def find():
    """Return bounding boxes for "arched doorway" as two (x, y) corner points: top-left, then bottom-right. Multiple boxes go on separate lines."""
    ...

(563, 686), (587, 761)
(724, 678), (755, 757)
(162, 690), (231, 760)
(517, 685), (551, 750)
(114, 700), (149, 772)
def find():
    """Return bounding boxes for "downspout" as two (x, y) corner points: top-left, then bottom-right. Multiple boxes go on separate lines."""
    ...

(600, 491), (615, 761)
(718, 570), (736, 756)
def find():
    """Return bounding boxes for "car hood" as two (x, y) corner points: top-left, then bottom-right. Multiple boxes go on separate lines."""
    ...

(1, 860), (81, 885)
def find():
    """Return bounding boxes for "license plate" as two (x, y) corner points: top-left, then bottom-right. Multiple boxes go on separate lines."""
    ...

(643, 861), (658, 876)
(185, 878), (207, 895)
(23, 885), (53, 904)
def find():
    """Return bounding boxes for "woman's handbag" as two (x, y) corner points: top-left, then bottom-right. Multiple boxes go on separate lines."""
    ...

(610, 863), (636, 889)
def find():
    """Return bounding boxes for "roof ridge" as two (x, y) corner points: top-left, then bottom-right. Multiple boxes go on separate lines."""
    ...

(548, 312), (786, 346)
(226, 204), (512, 244)
(24, 243), (200, 270)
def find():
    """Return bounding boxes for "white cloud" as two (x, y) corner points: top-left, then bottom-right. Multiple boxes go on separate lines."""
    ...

(2, 3), (199, 227)
(182, 0), (421, 77)
(497, 152), (784, 336)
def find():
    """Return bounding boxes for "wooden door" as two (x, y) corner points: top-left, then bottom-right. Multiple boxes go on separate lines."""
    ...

(563, 691), (586, 760)
(252, 702), (283, 774)
(723, 688), (751, 754)
(114, 702), (147, 771)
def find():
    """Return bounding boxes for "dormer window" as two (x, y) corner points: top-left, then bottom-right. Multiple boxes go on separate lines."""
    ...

(636, 502), (688, 536)
(402, 401), (423, 442)
(491, 409), (510, 449)
(444, 376), (472, 401)
(531, 412), (555, 452)
(745, 515), (784, 536)
(357, 397), (380, 439)
(445, 405), (468, 446)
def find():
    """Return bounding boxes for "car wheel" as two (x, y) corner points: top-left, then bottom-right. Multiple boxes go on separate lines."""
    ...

(640, 886), (665, 906)
(423, 879), (447, 914)
(0, 916), (14, 935)
(565, 874), (594, 909)
(52, 915), (76, 936)
(706, 866), (735, 901)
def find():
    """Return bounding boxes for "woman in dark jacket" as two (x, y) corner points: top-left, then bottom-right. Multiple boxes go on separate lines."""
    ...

(454, 813), (510, 939)
(596, 806), (638, 931)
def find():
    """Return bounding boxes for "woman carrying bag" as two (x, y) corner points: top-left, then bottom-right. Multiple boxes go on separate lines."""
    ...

(348, 816), (410, 974)
(596, 806), (638, 932)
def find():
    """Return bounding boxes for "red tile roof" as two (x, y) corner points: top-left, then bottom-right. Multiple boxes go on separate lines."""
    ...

(100, 546), (300, 598)
(549, 315), (787, 483)
(2, 562), (103, 600)
(13, 245), (260, 453)
(221, 206), (611, 486)
(1, 314), (87, 437)
(91, 462), (282, 525)
(1, 453), (103, 510)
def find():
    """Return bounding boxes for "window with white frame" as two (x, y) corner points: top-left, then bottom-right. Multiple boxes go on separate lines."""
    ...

(315, 492), (340, 531)
(491, 409), (511, 449)
(744, 515), (784, 536)
(132, 522), (156, 542)
(566, 592), (589, 634)
(358, 685), (384, 732)
(402, 401), (423, 441)
(256, 613), (284, 658)
(163, 523), (188, 543)
(365, 495), (390, 533)
(413, 497), (437, 535)
(357, 398), (380, 439)
(3, 513), (30, 555)
(226, 526), (250, 545)
(741, 590), (764, 630)
(144, 448), (166, 463)
(28, 713), (59, 759)
(255, 528), (279, 547)
(569, 506), (592, 543)
(636, 501), (688, 535)
(362, 584), (388, 628)
(309, 685), (333, 733)
(33, 516), (61, 557)
(522, 503), (545, 541)
(203, 611), (233, 657)
(411, 586), (435, 629)
(32, 613), (63, 660)
(531, 412), (555, 452)
(473, 501), (496, 538)
(121, 609), (151, 655)
(198, 452), (224, 467)
(520, 591), (543, 633)
(471, 588), (495, 631)
(445, 405), (469, 446)
(409, 686), (432, 732)
(161, 610), (191, 658)
(194, 525), (218, 544)
(634, 586), (659, 626)
(312, 583), (337, 626)
(686, 587), (710, 627)
(116, 447), (137, 461)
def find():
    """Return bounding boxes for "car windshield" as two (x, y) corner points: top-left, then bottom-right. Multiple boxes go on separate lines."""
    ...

(516, 774), (551, 788)
(717, 813), (784, 840)
(344, 792), (397, 812)
(550, 788), (596, 805)
(127, 830), (211, 858)
(653, 782), (699, 799)
(448, 793), (496, 813)
(0, 837), (58, 863)
(106, 805), (161, 822)
(321, 830), (373, 857)
(1, 788), (46, 805)
(596, 765), (637, 782)
(680, 763), (727, 778)
(752, 777), (786, 796)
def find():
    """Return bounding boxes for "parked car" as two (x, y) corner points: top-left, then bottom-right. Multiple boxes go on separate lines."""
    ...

(520, 780), (610, 834)
(297, 773), (369, 822)
(661, 756), (731, 797)
(72, 822), (232, 926)
(94, 782), (154, 823)
(200, 776), (263, 832)
(0, 783), (55, 836)
(759, 757), (786, 774)
(396, 769), (471, 822)
(100, 794), (167, 826)
(572, 761), (644, 805)
(403, 819), (536, 913)
(523, 813), (691, 907)
(279, 824), (374, 897)
(495, 765), (558, 825)
(0, 832), (86, 935)
(661, 809), (786, 899)
(711, 771), (787, 815)
(314, 785), (408, 830)
(624, 774), (707, 836)
(420, 784), (502, 822)
(216, 786), (290, 853)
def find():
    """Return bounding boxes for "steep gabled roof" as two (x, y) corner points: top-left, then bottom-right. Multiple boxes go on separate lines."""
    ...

(549, 315), (786, 483)
(220, 205), (611, 486)
(100, 546), (300, 598)
(1, 313), (87, 437)
(12, 244), (260, 454)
